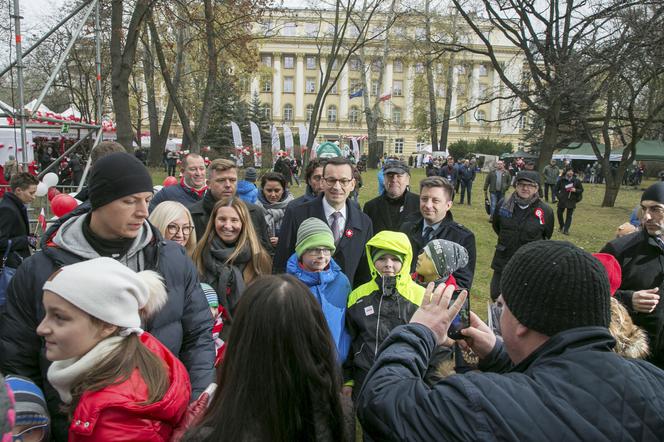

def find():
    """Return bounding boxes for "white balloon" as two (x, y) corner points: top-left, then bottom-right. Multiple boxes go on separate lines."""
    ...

(35, 181), (48, 197)
(42, 172), (59, 188)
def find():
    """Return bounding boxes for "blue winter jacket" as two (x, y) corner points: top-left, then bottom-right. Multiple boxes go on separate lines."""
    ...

(286, 253), (352, 362)
(236, 180), (258, 204)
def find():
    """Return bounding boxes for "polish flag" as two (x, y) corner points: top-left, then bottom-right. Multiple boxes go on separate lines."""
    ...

(379, 92), (392, 102)
(37, 208), (47, 232)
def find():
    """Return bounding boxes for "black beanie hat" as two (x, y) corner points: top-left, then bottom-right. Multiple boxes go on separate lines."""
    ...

(641, 182), (664, 204)
(500, 240), (610, 336)
(89, 152), (154, 209)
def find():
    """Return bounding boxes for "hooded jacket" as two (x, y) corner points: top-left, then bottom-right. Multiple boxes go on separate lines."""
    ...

(344, 231), (452, 395)
(0, 191), (31, 268)
(286, 253), (352, 362)
(0, 209), (214, 441)
(236, 180), (258, 204)
(68, 333), (190, 442)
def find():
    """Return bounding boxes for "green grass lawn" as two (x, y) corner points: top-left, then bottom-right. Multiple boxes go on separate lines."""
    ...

(152, 166), (650, 317)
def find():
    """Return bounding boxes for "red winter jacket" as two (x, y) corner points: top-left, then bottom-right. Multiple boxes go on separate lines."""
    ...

(68, 333), (191, 441)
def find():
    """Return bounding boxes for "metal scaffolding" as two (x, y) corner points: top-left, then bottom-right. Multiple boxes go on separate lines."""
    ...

(1, 0), (103, 180)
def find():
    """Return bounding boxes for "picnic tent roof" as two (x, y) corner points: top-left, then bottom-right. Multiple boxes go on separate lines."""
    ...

(500, 150), (538, 159)
(555, 140), (664, 162)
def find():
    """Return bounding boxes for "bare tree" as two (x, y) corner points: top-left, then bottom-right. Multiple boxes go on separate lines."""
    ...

(449, 0), (643, 171)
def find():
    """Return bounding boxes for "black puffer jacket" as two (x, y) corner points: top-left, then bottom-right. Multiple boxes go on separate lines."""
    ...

(601, 230), (664, 369)
(358, 324), (664, 441)
(0, 192), (31, 268)
(0, 212), (215, 441)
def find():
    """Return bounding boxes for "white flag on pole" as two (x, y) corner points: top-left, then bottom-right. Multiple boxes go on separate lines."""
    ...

(249, 121), (262, 168)
(230, 121), (243, 148)
(271, 125), (281, 162)
(283, 125), (294, 156)
(351, 137), (360, 158)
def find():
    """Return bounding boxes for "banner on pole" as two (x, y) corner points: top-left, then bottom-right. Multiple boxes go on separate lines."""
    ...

(249, 121), (262, 168)
(283, 125), (294, 156)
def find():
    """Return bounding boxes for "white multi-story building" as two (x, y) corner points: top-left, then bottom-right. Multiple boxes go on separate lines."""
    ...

(243, 8), (525, 157)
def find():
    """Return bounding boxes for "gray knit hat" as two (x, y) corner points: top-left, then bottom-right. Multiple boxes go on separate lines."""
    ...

(423, 239), (469, 282)
(244, 167), (257, 182)
(500, 240), (611, 337)
(295, 217), (336, 258)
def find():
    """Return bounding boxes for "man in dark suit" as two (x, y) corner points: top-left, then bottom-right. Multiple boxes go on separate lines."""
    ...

(0, 172), (39, 269)
(400, 176), (476, 289)
(363, 160), (419, 233)
(189, 158), (272, 253)
(274, 157), (373, 286)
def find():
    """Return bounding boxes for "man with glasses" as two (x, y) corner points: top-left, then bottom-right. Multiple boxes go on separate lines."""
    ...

(288, 159), (326, 210)
(601, 181), (664, 369)
(489, 171), (553, 301)
(274, 157), (373, 286)
(149, 153), (208, 210)
(363, 160), (419, 233)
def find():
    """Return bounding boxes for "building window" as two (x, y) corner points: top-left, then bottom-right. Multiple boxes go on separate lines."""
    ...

(457, 65), (466, 75)
(349, 106), (360, 123)
(372, 59), (383, 71)
(330, 83), (338, 94)
(282, 22), (296, 37)
(519, 114), (527, 129)
(261, 55), (272, 67)
(394, 138), (404, 154)
(393, 59), (403, 73)
(415, 27), (426, 40)
(331, 58), (339, 70)
(394, 26), (406, 37)
(306, 104), (314, 121)
(372, 82), (379, 97)
(306, 56), (316, 70)
(283, 55), (295, 69)
(457, 114), (466, 126)
(239, 78), (249, 92)
(476, 110), (486, 125)
(392, 107), (402, 125)
(306, 77), (316, 93)
(284, 104), (293, 121)
(393, 80), (403, 96)
(305, 22), (318, 37)
(261, 76), (272, 92)
(263, 105), (271, 120)
(479, 64), (488, 76)
(350, 79), (362, 94)
(349, 57), (361, 71)
(415, 62), (424, 73)
(284, 76), (294, 93)
(327, 105), (337, 123)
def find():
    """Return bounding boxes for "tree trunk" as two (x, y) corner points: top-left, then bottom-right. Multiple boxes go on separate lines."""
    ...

(537, 107), (560, 172)
(602, 174), (621, 207)
(439, 58), (455, 152)
(424, 0), (438, 150)
(110, 0), (152, 152)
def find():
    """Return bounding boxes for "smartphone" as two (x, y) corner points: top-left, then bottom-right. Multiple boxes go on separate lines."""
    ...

(447, 288), (470, 340)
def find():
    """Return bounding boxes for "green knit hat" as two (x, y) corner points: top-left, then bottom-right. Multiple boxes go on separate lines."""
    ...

(371, 249), (404, 263)
(295, 217), (336, 258)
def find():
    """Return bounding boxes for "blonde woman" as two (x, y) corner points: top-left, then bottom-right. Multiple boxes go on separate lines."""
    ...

(149, 201), (197, 255)
(192, 197), (272, 322)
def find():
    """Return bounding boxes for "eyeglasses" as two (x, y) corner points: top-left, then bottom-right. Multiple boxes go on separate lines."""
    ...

(324, 177), (353, 187)
(515, 182), (538, 188)
(306, 248), (333, 256)
(166, 224), (194, 235)
(13, 423), (48, 442)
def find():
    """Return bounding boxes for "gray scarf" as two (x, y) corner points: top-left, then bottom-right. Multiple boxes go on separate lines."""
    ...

(257, 192), (294, 235)
(202, 236), (252, 315)
(500, 191), (540, 215)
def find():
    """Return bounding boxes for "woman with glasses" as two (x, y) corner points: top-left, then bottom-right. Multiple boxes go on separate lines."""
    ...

(148, 201), (197, 255)
(255, 172), (294, 248)
(192, 197), (271, 336)
(286, 218), (351, 362)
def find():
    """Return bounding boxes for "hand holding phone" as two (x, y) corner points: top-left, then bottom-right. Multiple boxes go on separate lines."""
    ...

(447, 288), (470, 340)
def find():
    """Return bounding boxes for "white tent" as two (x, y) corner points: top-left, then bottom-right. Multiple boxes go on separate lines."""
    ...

(0, 128), (34, 164)
(61, 105), (82, 119)
(24, 99), (53, 114)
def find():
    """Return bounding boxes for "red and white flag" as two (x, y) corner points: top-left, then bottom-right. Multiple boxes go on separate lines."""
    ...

(37, 208), (47, 232)
(379, 92), (392, 102)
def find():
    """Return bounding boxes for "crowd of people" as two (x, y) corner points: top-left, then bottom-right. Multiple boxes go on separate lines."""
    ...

(1, 142), (664, 441)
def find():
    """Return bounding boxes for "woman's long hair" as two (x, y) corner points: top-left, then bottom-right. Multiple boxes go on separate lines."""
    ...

(68, 330), (169, 416)
(191, 197), (271, 277)
(186, 275), (346, 442)
(148, 201), (197, 255)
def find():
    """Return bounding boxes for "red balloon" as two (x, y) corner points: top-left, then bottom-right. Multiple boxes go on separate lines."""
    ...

(47, 187), (61, 201)
(163, 176), (178, 187)
(51, 194), (78, 218)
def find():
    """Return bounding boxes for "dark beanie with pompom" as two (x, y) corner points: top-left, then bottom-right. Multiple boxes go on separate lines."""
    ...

(500, 240), (611, 337)
(89, 152), (154, 209)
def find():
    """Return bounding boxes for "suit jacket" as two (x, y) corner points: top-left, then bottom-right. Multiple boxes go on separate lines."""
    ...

(362, 191), (420, 234)
(0, 192), (31, 268)
(274, 195), (373, 287)
(400, 212), (476, 290)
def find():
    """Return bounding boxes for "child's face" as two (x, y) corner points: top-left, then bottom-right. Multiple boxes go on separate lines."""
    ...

(37, 291), (116, 361)
(416, 252), (438, 278)
(301, 248), (333, 272)
(374, 254), (402, 276)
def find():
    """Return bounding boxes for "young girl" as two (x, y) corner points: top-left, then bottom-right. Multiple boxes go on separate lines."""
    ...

(37, 257), (191, 441)
(191, 197), (272, 331)
(184, 275), (348, 442)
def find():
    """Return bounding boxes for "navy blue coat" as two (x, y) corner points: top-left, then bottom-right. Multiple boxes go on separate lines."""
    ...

(0, 192), (31, 268)
(273, 194), (373, 287)
(149, 182), (205, 211)
(358, 324), (664, 441)
(0, 217), (215, 441)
